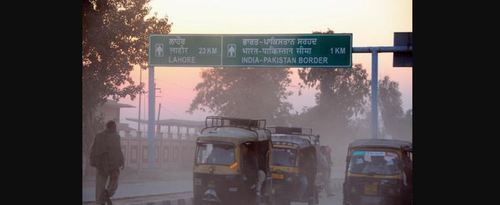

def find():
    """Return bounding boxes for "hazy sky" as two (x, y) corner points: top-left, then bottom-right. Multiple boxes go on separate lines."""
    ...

(118, 0), (412, 130)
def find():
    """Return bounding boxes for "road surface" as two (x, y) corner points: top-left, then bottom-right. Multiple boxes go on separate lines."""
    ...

(83, 178), (344, 205)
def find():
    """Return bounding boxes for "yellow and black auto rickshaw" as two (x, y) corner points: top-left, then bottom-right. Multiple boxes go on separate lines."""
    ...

(269, 127), (320, 205)
(193, 116), (274, 205)
(343, 139), (412, 205)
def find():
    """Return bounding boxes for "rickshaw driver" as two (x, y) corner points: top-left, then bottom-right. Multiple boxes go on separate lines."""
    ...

(318, 148), (334, 196)
(241, 144), (266, 196)
(297, 151), (310, 200)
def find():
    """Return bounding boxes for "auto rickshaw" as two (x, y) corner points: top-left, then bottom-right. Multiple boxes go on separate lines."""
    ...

(193, 116), (274, 205)
(268, 127), (320, 205)
(343, 139), (413, 205)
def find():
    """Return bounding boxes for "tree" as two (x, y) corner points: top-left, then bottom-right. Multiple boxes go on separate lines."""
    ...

(378, 76), (404, 138)
(298, 64), (370, 137)
(295, 29), (370, 138)
(297, 60), (370, 177)
(397, 109), (412, 141)
(82, 0), (171, 174)
(187, 68), (293, 124)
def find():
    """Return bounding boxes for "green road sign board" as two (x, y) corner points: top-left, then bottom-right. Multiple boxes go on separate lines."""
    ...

(149, 34), (352, 68)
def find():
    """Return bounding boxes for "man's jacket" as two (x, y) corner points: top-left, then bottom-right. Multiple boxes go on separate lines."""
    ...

(90, 129), (124, 173)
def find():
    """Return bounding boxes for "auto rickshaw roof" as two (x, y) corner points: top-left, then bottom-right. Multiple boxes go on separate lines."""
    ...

(198, 116), (271, 143)
(268, 126), (320, 145)
(271, 134), (315, 149)
(205, 116), (267, 130)
(349, 138), (412, 151)
(268, 126), (312, 135)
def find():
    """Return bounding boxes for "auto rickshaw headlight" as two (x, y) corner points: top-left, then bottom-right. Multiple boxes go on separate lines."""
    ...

(229, 162), (238, 171)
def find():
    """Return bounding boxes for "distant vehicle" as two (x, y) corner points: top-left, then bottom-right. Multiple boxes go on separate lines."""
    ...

(193, 116), (273, 205)
(269, 126), (320, 205)
(343, 139), (412, 205)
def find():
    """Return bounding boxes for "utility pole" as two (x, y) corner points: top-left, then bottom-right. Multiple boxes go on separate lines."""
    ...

(143, 90), (146, 132)
(155, 84), (161, 137)
(137, 67), (142, 136)
(156, 103), (161, 136)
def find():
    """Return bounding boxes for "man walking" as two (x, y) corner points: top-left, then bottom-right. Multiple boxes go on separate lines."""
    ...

(320, 146), (334, 197)
(90, 121), (124, 205)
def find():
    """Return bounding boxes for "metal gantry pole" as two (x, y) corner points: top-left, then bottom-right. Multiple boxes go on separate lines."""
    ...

(371, 49), (379, 139)
(352, 46), (412, 139)
(147, 65), (156, 168)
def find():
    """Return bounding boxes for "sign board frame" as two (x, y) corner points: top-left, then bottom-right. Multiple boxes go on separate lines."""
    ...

(149, 33), (352, 68)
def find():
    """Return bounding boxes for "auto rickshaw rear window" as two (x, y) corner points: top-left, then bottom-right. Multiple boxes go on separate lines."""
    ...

(196, 143), (235, 165)
(348, 150), (401, 175)
(272, 147), (297, 167)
